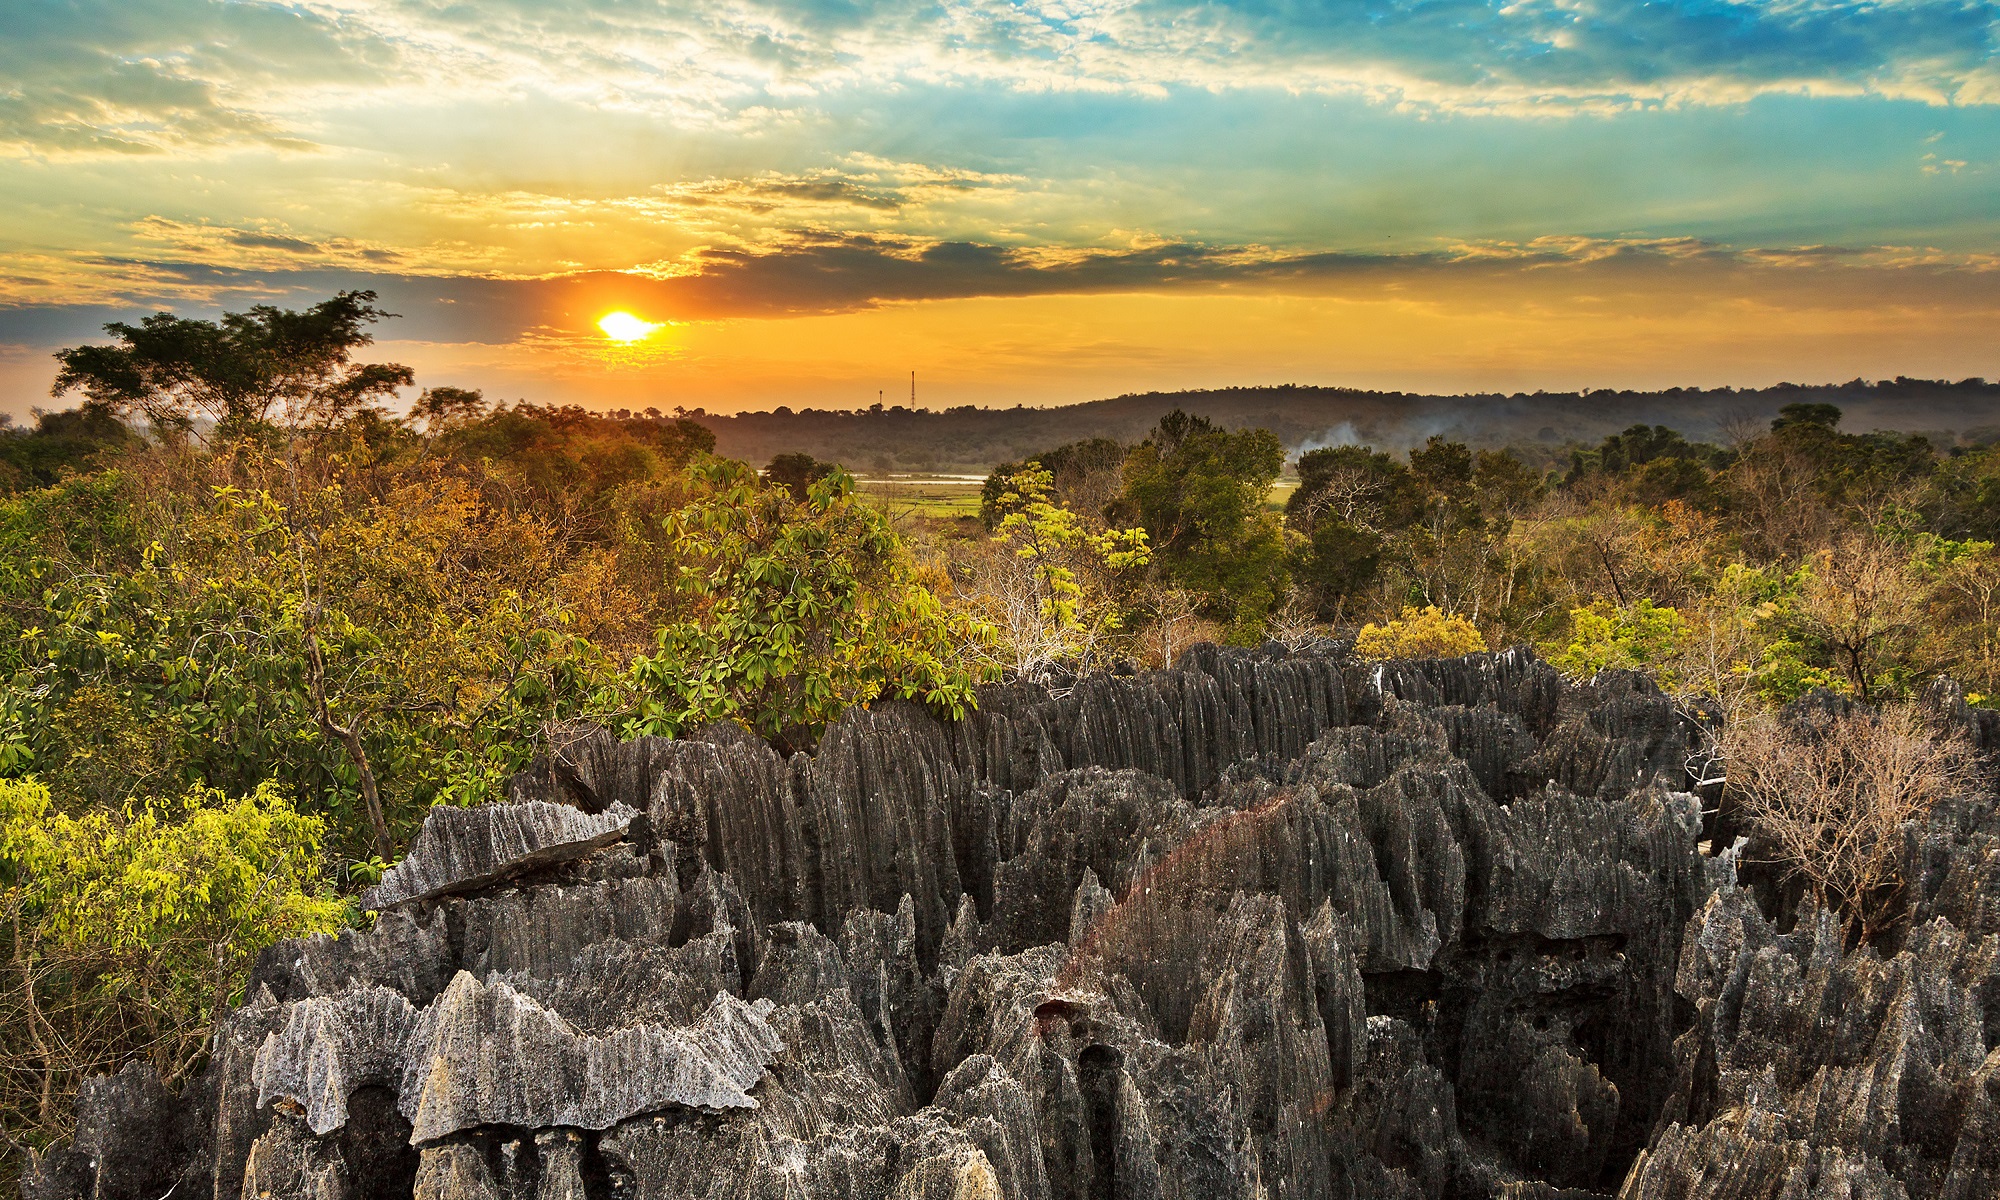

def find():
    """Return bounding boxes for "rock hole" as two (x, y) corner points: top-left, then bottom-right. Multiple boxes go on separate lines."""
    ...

(1362, 969), (1442, 1030)
(334, 1086), (418, 1200)
(580, 1131), (626, 1200)
(1034, 997), (1085, 1023)
(1079, 1044), (1124, 1200)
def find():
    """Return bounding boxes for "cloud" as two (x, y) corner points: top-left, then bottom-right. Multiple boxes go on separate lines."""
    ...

(0, 0), (396, 155)
(654, 159), (1021, 216)
(330, 0), (2000, 116)
(9, 0), (1992, 162)
(126, 217), (407, 269)
(7, 232), (1996, 352)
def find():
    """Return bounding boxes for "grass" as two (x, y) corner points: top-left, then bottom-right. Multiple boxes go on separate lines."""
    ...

(856, 477), (985, 521)
(861, 475), (1299, 521)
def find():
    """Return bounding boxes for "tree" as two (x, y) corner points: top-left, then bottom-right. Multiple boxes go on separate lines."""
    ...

(621, 461), (995, 744)
(1288, 520), (1384, 623)
(1284, 445), (1414, 621)
(1795, 532), (1928, 702)
(1719, 702), (1976, 944)
(763, 452), (838, 501)
(1116, 410), (1286, 641)
(980, 438), (1127, 531)
(1288, 445), (1419, 531)
(2, 459), (619, 861)
(1402, 436), (1489, 616)
(0, 406), (135, 493)
(413, 386), (489, 429)
(1547, 600), (1688, 686)
(974, 465), (1149, 678)
(439, 403), (716, 547)
(51, 291), (413, 439)
(1, 779), (341, 1153)
(1921, 539), (2000, 697)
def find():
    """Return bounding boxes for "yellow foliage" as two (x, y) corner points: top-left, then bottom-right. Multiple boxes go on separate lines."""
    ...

(1354, 606), (1488, 660)
(1, 778), (342, 1148)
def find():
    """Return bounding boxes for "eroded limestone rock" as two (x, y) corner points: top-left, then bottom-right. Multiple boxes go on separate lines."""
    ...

(36, 647), (2000, 1200)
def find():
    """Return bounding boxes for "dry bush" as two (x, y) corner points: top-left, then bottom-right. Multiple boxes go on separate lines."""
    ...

(1719, 702), (1979, 943)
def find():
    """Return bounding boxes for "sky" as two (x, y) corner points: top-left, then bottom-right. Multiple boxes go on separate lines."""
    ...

(2, 0), (1998, 416)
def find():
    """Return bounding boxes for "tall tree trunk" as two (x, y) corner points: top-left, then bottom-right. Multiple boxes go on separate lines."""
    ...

(1595, 541), (1629, 608)
(330, 719), (393, 863)
(304, 627), (393, 861)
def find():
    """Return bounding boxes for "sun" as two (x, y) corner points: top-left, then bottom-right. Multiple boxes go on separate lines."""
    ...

(597, 311), (661, 342)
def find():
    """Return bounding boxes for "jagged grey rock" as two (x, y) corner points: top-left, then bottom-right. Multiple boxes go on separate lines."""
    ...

(254, 986), (418, 1135)
(398, 972), (783, 1140)
(35, 646), (2000, 1200)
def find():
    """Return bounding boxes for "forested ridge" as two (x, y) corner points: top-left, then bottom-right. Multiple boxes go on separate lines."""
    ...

(3, 295), (1998, 1185)
(686, 377), (2000, 473)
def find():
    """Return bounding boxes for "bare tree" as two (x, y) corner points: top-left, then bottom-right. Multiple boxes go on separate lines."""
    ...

(1725, 437), (1834, 560)
(1719, 702), (1979, 943)
(1143, 582), (1211, 670)
(1798, 533), (1926, 702)
(1294, 465), (1386, 533)
(1264, 588), (1334, 651)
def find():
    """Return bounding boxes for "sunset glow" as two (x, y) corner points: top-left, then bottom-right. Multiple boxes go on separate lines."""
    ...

(0, 1), (1994, 413)
(597, 312), (661, 343)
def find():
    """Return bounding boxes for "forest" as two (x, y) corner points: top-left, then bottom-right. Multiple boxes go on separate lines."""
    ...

(688, 377), (2000, 473)
(2, 293), (1998, 1178)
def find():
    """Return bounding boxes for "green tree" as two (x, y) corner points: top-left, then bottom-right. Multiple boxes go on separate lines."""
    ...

(413, 385), (490, 429)
(1547, 600), (1689, 686)
(1288, 520), (1384, 623)
(980, 437), (1127, 531)
(979, 465), (1150, 675)
(763, 452), (838, 501)
(621, 461), (995, 743)
(1, 778), (341, 1153)
(51, 291), (413, 439)
(1283, 445), (1417, 621)
(0, 406), (136, 493)
(1, 461), (617, 861)
(1919, 538), (2000, 696)
(1116, 410), (1286, 641)
(1402, 436), (1487, 613)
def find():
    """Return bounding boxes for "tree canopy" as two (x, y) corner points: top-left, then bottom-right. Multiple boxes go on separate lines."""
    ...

(51, 291), (413, 438)
(1116, 410), (1288, 641)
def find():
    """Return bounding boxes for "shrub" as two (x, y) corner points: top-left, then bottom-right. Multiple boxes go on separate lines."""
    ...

(975, 465), (1150, 678)
(1355, 606), (1488, 660)
(1718, 702), (1978, 944)
(1548, 600), (1688, 685)
(622, 460), (996, 741)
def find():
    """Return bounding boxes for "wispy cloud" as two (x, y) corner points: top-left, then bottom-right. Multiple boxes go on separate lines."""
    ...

(0, 0), (1993, 412)
(0, 0), (396, 154)
(5, 0), (1998, 161)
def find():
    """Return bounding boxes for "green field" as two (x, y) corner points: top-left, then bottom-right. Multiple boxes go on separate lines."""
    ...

(856, 477), (986, 521)
(860, 475), (1299, 522)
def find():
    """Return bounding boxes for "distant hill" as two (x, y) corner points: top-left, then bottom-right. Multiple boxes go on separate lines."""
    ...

(690, 378), (2000, 472)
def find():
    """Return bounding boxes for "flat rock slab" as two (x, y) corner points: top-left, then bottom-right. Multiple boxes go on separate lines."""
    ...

(363, 800), (639, 909)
